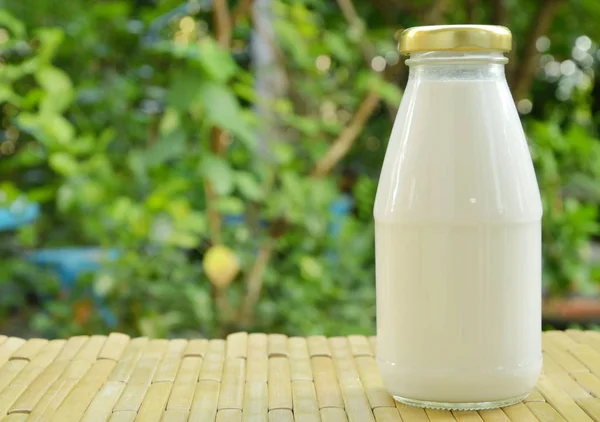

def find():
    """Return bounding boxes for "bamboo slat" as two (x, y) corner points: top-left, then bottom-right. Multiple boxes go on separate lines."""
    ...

(268, 335), (288, 358)
(136, 381), (172, 421)
(477, 409), (510, 422)
(217, 409), (243, 422)
(166, 356), (202, 410)
(501, 403), (537, 422)
(9, 360), (69, 413)
(184, 339), (208, 358)
(373, 407), (401, 422)
(577, 397), (600, 422)
(98, 333), (130, 361)
(50, 360), (116, 422)
(153, 339), (187, 383)
(311, 356), (343, 408)
(227, 333), (248, 359)
(189, 380), (220, 421)
(268, 409), (294, 422)
(348, 335), (373, 358)
(0, 339), (65, 416)
(75, 336), (107, 363)
(242, 381), (268, 422)
(81, 381), (126, 422)
(162, 409), (189, 422)
(27, 359), (93, 421)
(307, 336), (331, 358)
(10, 338), (48, 360)
(291, 380), (320, 422)
(248, 334), (268, 358)
(218, 358), (246, 410)
(289, 338), (312, 381)
(107, 337), (148, 383)
(1, 331), (600, 421)
(321, 407), (350, 422)
(56, 336), (89, 362)
(268, 357), (292, 410)
(200, 340), (226, 382)
(247, 355), (268, 383)
(108, 411), (136, 422)
(1, 414), (27, 422)
(0, 338), (26, 366)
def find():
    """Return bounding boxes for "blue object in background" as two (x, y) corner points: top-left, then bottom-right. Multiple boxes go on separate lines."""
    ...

(326, 194), (354, 263)
(329, 194), (353, 237)
(0, 201), (40, 231)
(223, 213), (269, 228)
(25, 247), (120, 289)
(0, 199), (119, 326)
(25, 247), (120, 327)
(223, 214), (246, 226)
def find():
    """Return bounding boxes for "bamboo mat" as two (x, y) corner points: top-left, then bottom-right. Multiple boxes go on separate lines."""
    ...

(1, 331), (600, 421)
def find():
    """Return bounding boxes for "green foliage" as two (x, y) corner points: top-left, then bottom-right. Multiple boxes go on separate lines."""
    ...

(0, 0), (599, 337)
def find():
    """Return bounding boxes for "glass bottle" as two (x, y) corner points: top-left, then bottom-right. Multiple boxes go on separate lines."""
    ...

(374, 25), (542, 410)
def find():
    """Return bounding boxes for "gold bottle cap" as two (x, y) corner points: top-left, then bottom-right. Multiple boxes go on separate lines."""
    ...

(398, 25), (512, 54)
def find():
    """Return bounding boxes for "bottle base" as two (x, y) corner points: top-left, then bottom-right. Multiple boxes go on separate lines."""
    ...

(393, 393), (528, 411)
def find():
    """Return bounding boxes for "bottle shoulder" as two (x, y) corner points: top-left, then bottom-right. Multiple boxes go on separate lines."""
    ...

(374, 78), (542, 223)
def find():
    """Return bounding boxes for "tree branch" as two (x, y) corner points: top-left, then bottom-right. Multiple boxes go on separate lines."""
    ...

(335, 0), (375, 60)
(387, 0), (428, 16)
(465, 0), (478, 23)
(238, 240), (275, 326)
(335, 0), (397, 119)
(203, 181), (222, 245)
(213, 0), (232, 47)
(232, 0), (254, 27)
(510, 0), (564, 101)
(312, 91), (380, 178)
(204, 0), (234, 248)
(423, 0), (451, 25)
(490, 0), (508, 26)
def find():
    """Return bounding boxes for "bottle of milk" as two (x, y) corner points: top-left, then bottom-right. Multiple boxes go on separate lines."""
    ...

(374, 25), (542, 410)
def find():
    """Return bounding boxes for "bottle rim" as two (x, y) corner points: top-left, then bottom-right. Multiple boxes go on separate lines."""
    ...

(405, 51), (509, 66)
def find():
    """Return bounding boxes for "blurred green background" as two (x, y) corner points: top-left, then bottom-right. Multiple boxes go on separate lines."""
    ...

(1, 0), (600, 338)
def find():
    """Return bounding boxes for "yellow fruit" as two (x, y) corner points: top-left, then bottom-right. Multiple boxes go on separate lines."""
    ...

(203, 245), (240, 288)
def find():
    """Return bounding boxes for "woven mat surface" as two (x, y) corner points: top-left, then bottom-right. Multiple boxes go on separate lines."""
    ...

(0, 331), (600, 421)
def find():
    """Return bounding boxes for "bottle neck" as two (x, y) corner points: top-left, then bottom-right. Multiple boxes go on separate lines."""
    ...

(406, 51), (507, 81)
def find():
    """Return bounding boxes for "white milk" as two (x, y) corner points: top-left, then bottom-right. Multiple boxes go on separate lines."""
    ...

(374, 52), (542, 408)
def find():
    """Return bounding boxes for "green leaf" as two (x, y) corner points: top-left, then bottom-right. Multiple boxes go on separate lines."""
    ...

(197, 81), (256, 146)
(56, 184), (75, 212)
(359, 72), (402, 106)
(300, 256), (324, 280)
(167, 67), (203, 110)
(197, 81), (240, 126)
(324, 32), (354, 63)
(144, 129), (186, 167)
(274, 20), (312, 67)
(235, 171), (263, 200)
(185, 284), (214, 324)
(217, 196), (245, 214)
(35, 28), (64, 63)
(0, 10), (25, 38)
(49, 153), (78, 176)
(0, 86), (20, 105)
(272, 143), (295, 165)
(35, 66), (73, 113)
(177, 211), (207, 234)
(168, 231), (200, 248)
(200, 155), (234, 195)
(127, 151), (148, 184)
(159, 108), (180, 135)
(197, 37), (237, 83)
